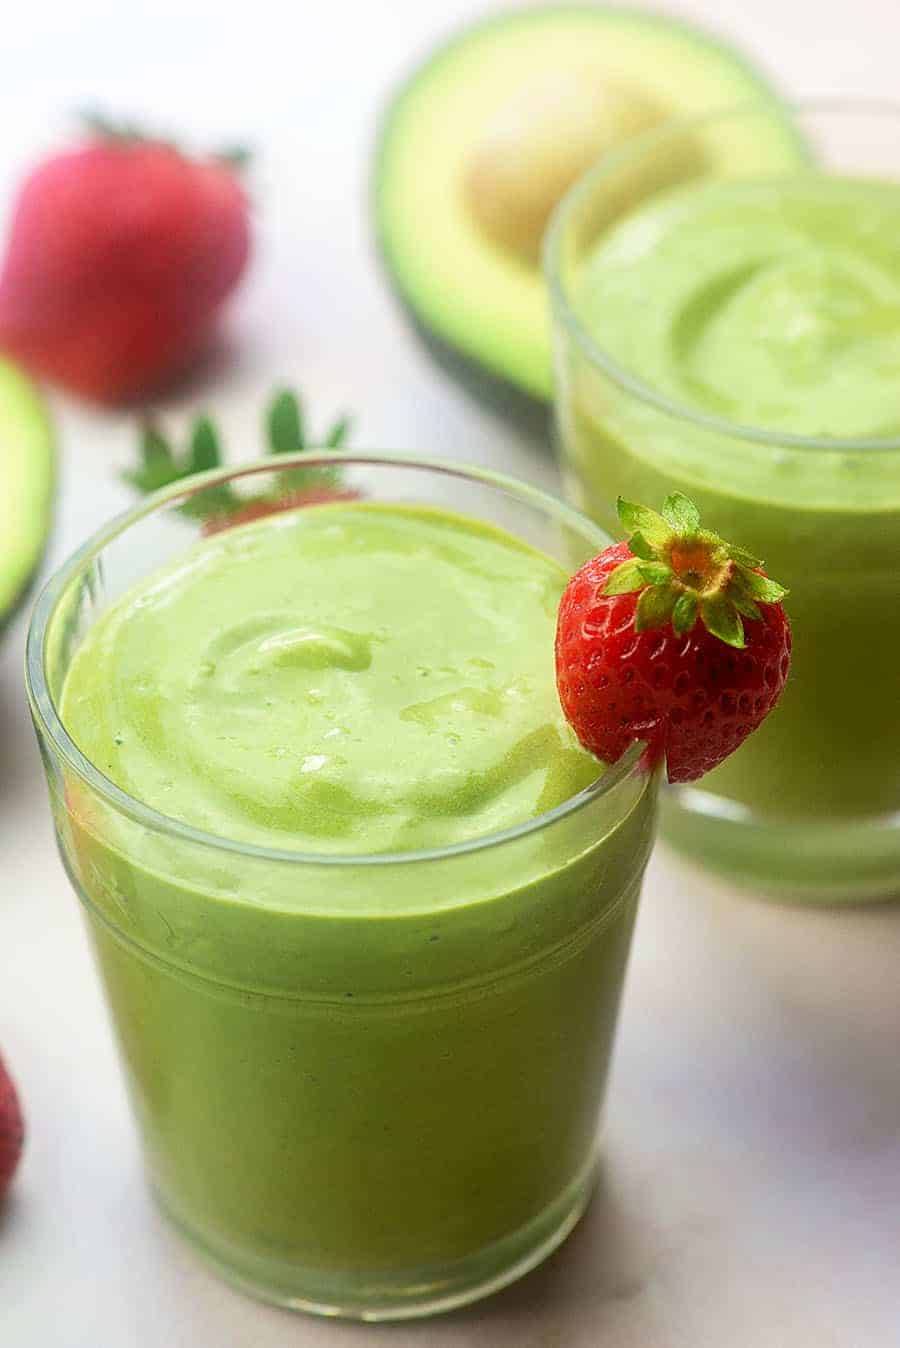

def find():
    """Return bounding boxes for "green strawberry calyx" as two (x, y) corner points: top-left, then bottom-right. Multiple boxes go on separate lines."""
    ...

(123, 387), (353, 522)
(80, 109), (252, 168)
(602, 493), (788, 650)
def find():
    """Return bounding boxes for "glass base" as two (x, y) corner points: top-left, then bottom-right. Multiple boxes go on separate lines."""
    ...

(662, 786), (900, 905)
(154, 1149), (600, 1322)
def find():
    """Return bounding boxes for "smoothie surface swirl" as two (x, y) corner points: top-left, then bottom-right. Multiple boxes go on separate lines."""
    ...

(60, 503), (600, 854)
(580, 174), (900, 439)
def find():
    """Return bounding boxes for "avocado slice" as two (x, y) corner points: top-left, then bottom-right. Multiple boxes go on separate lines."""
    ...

(0, 358), (54, 636)
(374, 7), (805, 412)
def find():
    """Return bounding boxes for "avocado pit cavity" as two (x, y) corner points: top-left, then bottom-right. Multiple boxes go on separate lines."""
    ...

(463, 70), (663, 264)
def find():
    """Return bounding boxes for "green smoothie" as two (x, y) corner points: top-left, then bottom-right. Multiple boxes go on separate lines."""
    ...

(54, 501), (656, 1312)
(558, 173), (900, 892)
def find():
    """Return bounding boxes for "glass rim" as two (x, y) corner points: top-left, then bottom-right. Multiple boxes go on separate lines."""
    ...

(25, 450), (646, 869)
(544, 95), (900, 454)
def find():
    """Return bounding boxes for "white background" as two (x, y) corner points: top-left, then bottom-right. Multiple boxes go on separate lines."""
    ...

(2, 2), (900, 1345)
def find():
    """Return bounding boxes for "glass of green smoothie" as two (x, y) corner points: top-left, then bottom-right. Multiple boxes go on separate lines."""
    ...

(26, 454), (658, 1320)
(546, 101), (900, 903)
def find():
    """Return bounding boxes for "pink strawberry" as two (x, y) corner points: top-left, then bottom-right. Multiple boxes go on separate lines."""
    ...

(0, 118), (250, 402)
(556, 494), (791, 783)
(0, 1052), (24, 1199)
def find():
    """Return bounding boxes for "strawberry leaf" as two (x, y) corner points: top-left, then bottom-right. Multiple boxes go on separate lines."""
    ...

(636, 561), (673, 586)
(123, 425), (180, 493)
(189, 417), (221, 474)
(616, 498), (672, 549)
(672, 591), (699, 636)
(216, 146), (253, 169)
(628, 531), (657, 561)
(662, 492), (700, 535)
(324, 415), (352, 449)
(603, 558), (645, 596)
(80, 108), (145, 142)
(124, 386), (355, 526)
(736, 569), (789, 604)
(728, 543), (764, 569)
(267, 390), (305, 455)
(179, 483), (238, 519)
(635, 584), (677, 632)
(140, 424), (171, 469)
(701, 594), (745, 649)
(727, 585), (763, 623)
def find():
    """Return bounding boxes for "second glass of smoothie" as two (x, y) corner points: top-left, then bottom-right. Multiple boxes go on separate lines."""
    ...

(546, 102), (900, 903)
(26, 454), (658, 1319)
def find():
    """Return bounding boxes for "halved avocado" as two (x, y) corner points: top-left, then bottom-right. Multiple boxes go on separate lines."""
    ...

(375, 7), (805, 412)
(0, 358), (54, 636)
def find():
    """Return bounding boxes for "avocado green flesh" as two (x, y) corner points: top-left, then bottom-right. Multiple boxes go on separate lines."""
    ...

(375, 5), (804, 404)
(0, 358), (54, 628)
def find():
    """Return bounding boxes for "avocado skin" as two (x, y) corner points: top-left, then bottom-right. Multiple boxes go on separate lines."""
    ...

(0, 516), (53, 643)
(382, 282), (554, 443)
(0, 365), (55, 643)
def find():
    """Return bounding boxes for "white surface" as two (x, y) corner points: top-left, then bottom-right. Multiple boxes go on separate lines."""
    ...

(2, 2), (900, 1344)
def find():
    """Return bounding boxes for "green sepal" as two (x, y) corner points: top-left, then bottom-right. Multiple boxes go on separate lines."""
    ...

(80, 110), (251, 170)
(735, 569), (789, 604)
(122, 425), (177, 493)
(139, 424), (170, 470)
(603, 558), (645, 596)
(189, 417), (221, 474)
(729, 591), (763, 622)
(324, 415), (352, 449)
(628, 531), (656, 561)
(636, 561), (673, 586)
(267, 390), (306, 455)
(178, 484), (238, 518)
(80, 108), (146, 142)
(599, 490), (787, 651)
(616, 498), (673, 549)
(123, 386), (354, 522)
(701, 594), (745, 648)
(216, 146), (253, 169)
(728, 543), (764, 570)
(635, 584), (677, 632)
(662, 491), (700, 535)
(672, 591), (699, 635)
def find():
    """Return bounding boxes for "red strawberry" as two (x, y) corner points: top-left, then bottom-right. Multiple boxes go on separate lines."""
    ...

(0, 1052), (24, 1199)
(0, 118), (250, 403)
(556, 493), (791, 783)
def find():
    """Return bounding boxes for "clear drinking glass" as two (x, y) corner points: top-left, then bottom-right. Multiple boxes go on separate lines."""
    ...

(26, 454), (658, 1320)
(546, 102), (900, 903)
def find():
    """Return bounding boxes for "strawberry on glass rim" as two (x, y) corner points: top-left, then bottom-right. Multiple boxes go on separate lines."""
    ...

(556, 493), (791, 783)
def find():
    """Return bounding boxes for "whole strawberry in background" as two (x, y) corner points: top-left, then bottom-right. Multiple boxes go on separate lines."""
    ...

(0, 115), (251, 403)
(556, 493), (791, 783)
(0, 1051), (24, 1200)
